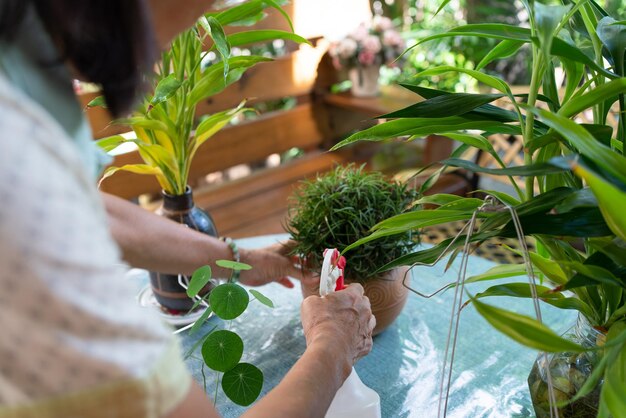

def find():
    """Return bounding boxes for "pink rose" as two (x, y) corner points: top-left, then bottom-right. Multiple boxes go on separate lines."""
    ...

(351, 23), (369, 41)
(358, 49), (377, 66)
(382, 30), (404, 48)
(362, 35), (382, 54)
(372, 15), (393, 32)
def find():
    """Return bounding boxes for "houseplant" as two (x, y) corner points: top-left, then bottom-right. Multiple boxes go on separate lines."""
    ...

(332, 1), (626, 416)
(286, 164), (419, 335)
(328, 15), (405, 97)
(185, 259), (275, 407)
(93, 0), (307, 311)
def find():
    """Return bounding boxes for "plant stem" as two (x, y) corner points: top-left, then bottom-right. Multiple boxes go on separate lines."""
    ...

(214, 373), (221, 406)
(523, 55), (544, 201)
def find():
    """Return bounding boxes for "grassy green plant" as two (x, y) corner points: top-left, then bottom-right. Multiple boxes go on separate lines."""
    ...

(286, 165), (418, 281)
(186, 260), (275, 407)
(333, 1), (626, 416)
(93, 0), (307, 195)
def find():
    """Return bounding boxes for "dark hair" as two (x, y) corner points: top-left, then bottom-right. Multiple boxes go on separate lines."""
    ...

(0, 0), (157, 117)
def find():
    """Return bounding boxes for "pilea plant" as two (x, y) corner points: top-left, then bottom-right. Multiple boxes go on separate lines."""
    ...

(185, 261), (274, 407)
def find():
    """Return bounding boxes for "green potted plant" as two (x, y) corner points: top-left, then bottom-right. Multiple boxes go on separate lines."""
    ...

(332, 1), (626, 416)
(286, 164), (419, 335)
(92, 0), (307, 312)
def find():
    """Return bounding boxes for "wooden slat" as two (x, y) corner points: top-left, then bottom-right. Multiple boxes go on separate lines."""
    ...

(99, 103), (327, 199)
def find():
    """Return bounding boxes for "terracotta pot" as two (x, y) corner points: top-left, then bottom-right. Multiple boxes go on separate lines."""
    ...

(302, 266), (410, 336)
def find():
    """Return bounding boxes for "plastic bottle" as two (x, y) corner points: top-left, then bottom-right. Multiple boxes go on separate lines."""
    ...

(320, 249), (381, 418)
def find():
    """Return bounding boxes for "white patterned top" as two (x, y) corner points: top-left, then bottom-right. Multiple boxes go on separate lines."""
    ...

(0, 25), (191, 418)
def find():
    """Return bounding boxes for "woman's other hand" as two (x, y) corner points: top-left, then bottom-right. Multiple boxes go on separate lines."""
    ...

(238, 241), (311, 288)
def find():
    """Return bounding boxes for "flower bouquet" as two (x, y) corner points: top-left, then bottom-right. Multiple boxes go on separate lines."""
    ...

(328, 16), (404, 97)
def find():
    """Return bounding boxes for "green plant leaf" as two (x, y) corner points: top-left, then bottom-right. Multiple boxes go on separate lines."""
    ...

(249, 289), (274, 308)
(201, 330), (243, 372)
(476, 40), (525, 70)
(571, 161), (626, 241)
(86, 95), (107, 108)
(262, 0), (295, 32)
(378, 92), (504, 119)
(465, 264), (527, 284)
(597, 17), (626, 75)
(193, 103), (248, 154)
(95, 135), (127, 153)
(416, 65), (511, 96)
(558, 78), (626, 119)
(222, 363), (263, 406)
(206, 16), (231, 77)
(535, 3), (571, 60)
(331, 117), (521, 150)
(216, 260), (253, 271)
(600, 323), (626, 417)
(213, 0), (265, 26)
(209, 283), (250, 320)
(189, 55), (272, 105)
(399, 84), (520, 123)
(472, 298), (585, 352)
(151, 74), (182, 106)
(189, 306), (213, 336)
(227, 30), (309, 47)
(187, 266), (212, 298)
(531, 108), (626, 184)
(441, 158), (568, 176)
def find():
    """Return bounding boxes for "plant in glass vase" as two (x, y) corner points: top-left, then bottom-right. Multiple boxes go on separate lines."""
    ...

(328, 15), (405, 97)
(332, 1), (626, 416)
(92, 0), (307, 312)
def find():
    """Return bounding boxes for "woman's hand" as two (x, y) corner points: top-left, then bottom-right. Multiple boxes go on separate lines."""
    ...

(300, 284), (375, 377)
(238, 241), (312, 288)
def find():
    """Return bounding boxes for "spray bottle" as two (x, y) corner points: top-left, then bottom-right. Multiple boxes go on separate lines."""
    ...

(320, 249), (381, 418)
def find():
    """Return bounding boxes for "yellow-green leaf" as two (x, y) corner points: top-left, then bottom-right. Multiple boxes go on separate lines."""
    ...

(472, 298), (585, 352)
(572, 162), (626, 241)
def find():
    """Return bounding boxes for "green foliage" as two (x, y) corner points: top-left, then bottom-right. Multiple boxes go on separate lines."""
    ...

(186, 259), (273, 408)
(95, 1), (306, 195)
(336, 1), (626, 415)
(286, 165), (418, 281)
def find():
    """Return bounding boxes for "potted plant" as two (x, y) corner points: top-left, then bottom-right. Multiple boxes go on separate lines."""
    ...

(332, 2), (626, 416)
(286, 164), (419, 335)
(92, 1), (307, 312)
(328, 15), (405, 97)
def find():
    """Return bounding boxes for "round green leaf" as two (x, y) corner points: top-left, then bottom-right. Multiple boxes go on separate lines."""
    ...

(187, 265), (212, 298)
(209, 283), (249, 320)
(201, 330), (243, 372)
(216, 259), (252, 270)
(221, 363), (263, 406)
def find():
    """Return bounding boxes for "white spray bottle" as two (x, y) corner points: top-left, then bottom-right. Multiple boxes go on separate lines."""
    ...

(319, 249), (381, 418)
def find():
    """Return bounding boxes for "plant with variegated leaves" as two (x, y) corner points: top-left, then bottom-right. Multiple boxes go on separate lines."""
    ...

(334, 1), (626, 416)
(92, 0), (307, 195)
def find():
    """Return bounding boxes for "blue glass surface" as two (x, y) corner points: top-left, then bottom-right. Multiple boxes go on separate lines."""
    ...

(172, 234), (575, 417)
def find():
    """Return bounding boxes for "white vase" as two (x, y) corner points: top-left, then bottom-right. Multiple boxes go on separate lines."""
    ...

(348, 65), (380, 97)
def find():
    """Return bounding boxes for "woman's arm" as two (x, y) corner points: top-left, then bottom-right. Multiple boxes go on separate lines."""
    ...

(168, 284), (374, 418)
(101, 192), (303, 287)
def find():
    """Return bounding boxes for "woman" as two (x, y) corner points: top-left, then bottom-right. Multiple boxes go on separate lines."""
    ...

(0, 1), (375, 417)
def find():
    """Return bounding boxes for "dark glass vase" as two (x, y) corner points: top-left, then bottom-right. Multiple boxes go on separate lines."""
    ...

(149, 186), (218, 312)
(528, 316), (604, 418)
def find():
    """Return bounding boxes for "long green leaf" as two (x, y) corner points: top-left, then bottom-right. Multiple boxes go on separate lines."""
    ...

(151, 74), (182, 106)
(441, 158), (568, 176)
(472, 298), (585, 352)
(227, 30), (309, 47)
(477, 40), (525, 70)
(531, 108), (626, 184)
(206, 16), (231, 77)
(558, 78), (626, 118)
(379, 92), (504, 119)
(416, 65), (511, 95)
